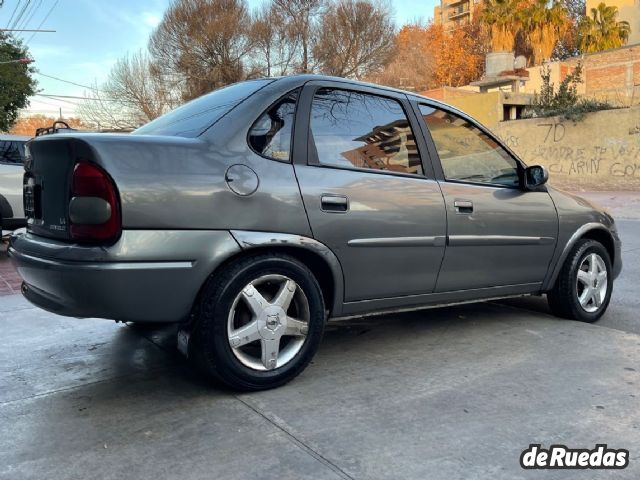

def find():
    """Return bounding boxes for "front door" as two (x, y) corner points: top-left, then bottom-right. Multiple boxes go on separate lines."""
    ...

(294, 83), (447, 302)
(415, 103), (559, 292)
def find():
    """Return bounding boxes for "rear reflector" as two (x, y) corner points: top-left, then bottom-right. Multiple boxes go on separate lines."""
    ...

(69, 161), (121, 242)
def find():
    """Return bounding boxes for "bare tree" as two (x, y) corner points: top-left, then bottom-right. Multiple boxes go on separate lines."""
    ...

(149, 0), (255, 101)
(251, 3), (297, 77)
(315, 0), (395, 79)
(77, 83), (145, 131)
(272, 0), (325, 73)
(77, 51), (179, 131)
(106, 51), (179, 121)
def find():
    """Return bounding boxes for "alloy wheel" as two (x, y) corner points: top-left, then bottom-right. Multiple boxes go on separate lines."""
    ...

(576, 253), (608, 313)
(227, 274), (310, 371)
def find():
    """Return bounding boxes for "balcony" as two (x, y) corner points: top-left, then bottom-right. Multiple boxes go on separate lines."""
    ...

(448, 6), (470, 19)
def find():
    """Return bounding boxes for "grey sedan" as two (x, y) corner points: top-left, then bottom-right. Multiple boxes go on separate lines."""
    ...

(9, 75), (622, 390)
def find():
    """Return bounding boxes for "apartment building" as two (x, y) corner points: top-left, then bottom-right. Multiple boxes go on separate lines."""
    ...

(433, 0), (483, 29)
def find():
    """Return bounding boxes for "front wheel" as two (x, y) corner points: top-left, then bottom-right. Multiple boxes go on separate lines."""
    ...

(190, 253), (326, 391)
(547, 239), (612, 323)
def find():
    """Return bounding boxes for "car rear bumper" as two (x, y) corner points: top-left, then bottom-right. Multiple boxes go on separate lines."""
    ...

(8, 229), (241, 323)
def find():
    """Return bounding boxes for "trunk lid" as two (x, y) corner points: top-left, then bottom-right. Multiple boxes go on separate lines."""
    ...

(24, 136), (95, 240)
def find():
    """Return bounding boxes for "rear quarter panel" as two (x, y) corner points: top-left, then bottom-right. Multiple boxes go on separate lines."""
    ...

(51, 79), (312, 236)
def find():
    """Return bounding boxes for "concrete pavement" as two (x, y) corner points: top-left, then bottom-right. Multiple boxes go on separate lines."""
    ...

(1, 220), (639, 479)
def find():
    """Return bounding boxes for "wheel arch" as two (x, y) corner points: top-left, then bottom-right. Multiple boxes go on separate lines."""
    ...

(189, 231), (345, 322)
(543, 223), (616, 291)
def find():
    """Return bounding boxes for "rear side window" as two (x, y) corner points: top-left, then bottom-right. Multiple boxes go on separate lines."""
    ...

(248, 89), (299, 161)
(134, 79), (273, 138)
(0, 140), (25, 164)
(309, 88), (423, 175)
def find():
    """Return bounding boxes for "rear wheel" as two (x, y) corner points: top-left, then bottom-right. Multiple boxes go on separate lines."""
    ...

(190, 253), (325, 391)
(547, 239), (612, 323)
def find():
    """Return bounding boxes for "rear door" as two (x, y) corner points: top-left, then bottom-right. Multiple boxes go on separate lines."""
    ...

(293, 81), (446, 302)
(414, 102), (558, 292)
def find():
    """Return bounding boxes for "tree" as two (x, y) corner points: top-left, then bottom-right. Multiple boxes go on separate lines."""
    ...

(578, 2), (630, 53)
(552, 0), (585, 59)
(522, 0), (570, 65)
(149, 0), (255, 101)
(314, 0), (395, 79)
(527, 62), (613, 120)
(271, 0), (325, 73)
(250, 2), (297, 77)
(376, 21), (485, 90)
(78, 52), (180, 130)
(10, 115), (87, 136)
(104, 51), (178, 122)
(0, 33), (36, 132)
(373, 24), (435, 91)
(480, 0), (524, 53)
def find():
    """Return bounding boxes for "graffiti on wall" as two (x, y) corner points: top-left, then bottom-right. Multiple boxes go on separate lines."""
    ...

(494, 111), (640, 189)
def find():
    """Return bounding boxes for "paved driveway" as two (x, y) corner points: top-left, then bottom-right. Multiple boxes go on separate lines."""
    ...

(1, 221), (639, 480)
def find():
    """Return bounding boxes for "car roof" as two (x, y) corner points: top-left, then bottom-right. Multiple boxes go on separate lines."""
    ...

(0, 134), (31, 142)
(268, 74), (474, 123)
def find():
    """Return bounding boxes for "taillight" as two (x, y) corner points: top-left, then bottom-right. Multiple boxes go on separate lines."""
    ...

(69, 161), (121, 242)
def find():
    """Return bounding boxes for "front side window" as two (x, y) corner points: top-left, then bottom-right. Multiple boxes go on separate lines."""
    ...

(419, 105), (519, 187)
(248, 89), (299, 161)
(0, 140), (25, 164)
(309, 88), (423, 175)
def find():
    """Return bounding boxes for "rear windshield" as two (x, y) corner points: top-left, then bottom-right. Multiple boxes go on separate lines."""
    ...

(134, 79), (274, 138)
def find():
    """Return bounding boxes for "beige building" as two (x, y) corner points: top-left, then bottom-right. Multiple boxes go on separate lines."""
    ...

(433, 0), (483, 29)
(586, 0), (640, 46)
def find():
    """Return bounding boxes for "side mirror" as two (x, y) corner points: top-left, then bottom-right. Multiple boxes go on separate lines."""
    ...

(524, 165), (549, 190)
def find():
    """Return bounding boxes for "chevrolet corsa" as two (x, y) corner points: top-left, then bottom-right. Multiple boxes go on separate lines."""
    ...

(9, 76), (622, 390)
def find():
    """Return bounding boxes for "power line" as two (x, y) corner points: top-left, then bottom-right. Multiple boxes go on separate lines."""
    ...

(26, 0), (57, 44)
(37, 93), (121, 103)
(35, 72), (101, 92)
(9, 0), (30, 30)
(5, 0), (22, 28)
(15, 0), (41, 33)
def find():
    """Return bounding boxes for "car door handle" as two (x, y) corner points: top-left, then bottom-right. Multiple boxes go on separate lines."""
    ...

(454, 200), (474, 214)
(321, 195), (349, 213)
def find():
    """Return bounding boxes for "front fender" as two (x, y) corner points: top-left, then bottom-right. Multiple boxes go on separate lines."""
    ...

(542, 222), (620, 291)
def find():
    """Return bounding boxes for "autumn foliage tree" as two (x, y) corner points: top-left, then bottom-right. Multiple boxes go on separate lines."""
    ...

(9, 115), (87, 136)
(377, 21), (486, 91)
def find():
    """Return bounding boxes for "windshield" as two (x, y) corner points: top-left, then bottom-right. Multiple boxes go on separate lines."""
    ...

(134, 79), (274, 138)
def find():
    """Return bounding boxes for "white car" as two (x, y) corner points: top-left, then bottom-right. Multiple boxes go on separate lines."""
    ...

(1, 134), (30, 233)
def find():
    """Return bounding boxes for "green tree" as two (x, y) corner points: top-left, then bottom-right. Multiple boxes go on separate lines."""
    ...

(578, 2), (630, 53)
(522, 0), (570, 65)
(0, 33), (36, 132)
(528, 62), (613, 120)
(480, 0), (523, 52)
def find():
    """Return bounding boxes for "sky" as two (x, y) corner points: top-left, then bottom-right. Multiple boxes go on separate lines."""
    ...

(0, 0), (438, 118)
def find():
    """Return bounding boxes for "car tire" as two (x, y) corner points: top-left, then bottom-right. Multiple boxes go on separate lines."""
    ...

(190, 253), (326, 391)
(547, 239), (612, 323)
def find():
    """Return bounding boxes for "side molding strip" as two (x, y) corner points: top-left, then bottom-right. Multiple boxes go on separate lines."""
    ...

(448, 235), (555, 247)
(347, 236), (446, 248)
